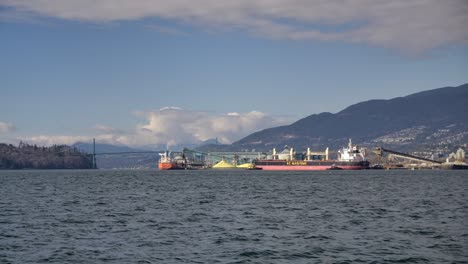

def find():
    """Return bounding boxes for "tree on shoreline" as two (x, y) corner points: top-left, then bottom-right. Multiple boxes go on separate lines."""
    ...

(0, 143), (93, 169)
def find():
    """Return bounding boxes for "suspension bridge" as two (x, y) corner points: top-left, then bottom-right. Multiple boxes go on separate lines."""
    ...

(70, 138), (264, 169)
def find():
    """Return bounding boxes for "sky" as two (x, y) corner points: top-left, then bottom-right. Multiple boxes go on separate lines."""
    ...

(1, 0), (468, 148)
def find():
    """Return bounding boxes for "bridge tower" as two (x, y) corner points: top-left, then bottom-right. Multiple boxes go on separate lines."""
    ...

(92, 138), (97, 169)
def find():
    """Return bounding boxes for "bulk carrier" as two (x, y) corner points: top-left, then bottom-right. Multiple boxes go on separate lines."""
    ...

(253, 139), (369, 170)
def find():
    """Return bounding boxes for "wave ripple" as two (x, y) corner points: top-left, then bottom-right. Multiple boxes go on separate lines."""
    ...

(0, 170), (467, 263)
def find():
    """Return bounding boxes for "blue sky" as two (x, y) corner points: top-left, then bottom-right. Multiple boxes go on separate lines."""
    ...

(1, 1), (467, 147)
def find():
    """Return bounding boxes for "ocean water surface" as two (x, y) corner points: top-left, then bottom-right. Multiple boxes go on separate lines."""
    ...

(0, 170), (467, 263)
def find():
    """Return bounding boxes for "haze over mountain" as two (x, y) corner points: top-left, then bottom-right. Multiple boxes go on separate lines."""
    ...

(201, 83), (468, 153)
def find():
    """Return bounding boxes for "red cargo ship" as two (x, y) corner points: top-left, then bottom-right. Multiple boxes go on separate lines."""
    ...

(158, 151), (185, 170)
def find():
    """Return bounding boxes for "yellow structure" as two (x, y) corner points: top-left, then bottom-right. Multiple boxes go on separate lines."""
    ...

(212, 159), (235, 169)
(236, 163), (256, 169)
(212, 159), (256, 169)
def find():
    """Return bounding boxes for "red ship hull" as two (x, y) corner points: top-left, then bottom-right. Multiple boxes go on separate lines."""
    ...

(253, 160), (369, 171)
(158, 162), (184, 170)
(256, 165), (366, 170)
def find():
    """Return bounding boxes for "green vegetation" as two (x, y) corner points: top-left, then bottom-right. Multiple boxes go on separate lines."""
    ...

(0, 142), (93, 169)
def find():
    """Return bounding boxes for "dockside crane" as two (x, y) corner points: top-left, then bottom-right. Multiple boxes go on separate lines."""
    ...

(374, 147), (442, 165)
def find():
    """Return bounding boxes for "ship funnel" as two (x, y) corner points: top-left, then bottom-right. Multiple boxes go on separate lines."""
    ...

(290, 148), (294, 160)
(307, 148), (311, 160)
(273, 148), (276, 159)
(325, 147), (329, 160)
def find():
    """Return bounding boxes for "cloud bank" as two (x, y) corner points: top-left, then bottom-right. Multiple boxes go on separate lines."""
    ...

(2, 0), (467, 53)
(18, 108), (293, 147)
(132, 108), (290, 146)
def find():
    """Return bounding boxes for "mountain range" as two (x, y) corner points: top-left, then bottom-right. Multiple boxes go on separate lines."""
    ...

(201, 83), (468, 154)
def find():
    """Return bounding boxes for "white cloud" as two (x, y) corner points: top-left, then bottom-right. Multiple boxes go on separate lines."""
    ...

(129, 108), (292, 147)
(1, 0), (467, 53)
(17, 108), (293, 147)
(0, 122), (15, 133)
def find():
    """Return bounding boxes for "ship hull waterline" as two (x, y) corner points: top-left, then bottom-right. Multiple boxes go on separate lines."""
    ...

(253, 160), (369, 171)
(256, 165), (367, 171)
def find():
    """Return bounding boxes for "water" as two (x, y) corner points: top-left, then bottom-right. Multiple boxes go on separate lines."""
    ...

(0, 170), (467, 263)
